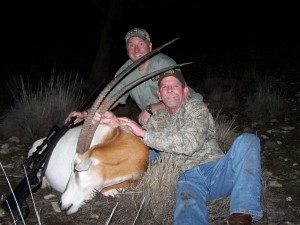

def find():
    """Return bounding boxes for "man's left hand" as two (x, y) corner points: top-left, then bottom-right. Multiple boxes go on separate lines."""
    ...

(138, 109), (151, 125)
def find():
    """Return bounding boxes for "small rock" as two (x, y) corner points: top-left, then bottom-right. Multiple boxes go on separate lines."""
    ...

(0, 207), (6, 217)
(281, 126), (295, 131)
(9, 136), (20, 143)
(244, 127), (251, 132)
(90, 213), (100, 219)
(269, 180), (282, 188)
(0, 148), (10, 154)
(277, 141), (282, 145)
(260, 134), (269, 140)
(51, 201), (61, 213)
(264, 170), (273, 176)
(1, 144), (9, 149)
(286, 196), (292, 202)
(44, 194), (56, 200)
(284, 222), (296, 225)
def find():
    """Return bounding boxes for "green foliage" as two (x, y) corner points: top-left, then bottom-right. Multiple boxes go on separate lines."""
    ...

(0, 72), (84, 143)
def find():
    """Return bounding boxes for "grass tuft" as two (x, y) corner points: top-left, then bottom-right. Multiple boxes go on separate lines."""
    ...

(244, 82), (286, 123)
(0, 72), (83, 143)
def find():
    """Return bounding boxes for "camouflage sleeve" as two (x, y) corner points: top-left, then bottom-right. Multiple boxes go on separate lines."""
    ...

(143, 101), (210, 156)
(188, 87), (203, 101)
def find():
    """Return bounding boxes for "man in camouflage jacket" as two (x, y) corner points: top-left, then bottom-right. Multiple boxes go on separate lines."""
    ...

(95, 70), (263, 225)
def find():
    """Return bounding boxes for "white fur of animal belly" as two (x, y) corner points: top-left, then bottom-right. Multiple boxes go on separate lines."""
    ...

(28, 123), (148, 214)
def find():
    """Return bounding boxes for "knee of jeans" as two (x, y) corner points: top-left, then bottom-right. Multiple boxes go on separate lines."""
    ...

(237, 133), (260, 149)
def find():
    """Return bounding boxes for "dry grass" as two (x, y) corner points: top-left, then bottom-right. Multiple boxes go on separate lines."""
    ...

(215, 114), (237, 152)
(244, 82), (286, 123)
(126, 155), (181, 224)
(0, 72), (83, 143)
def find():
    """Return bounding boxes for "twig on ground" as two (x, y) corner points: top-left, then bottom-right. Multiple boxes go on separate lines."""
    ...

(133, 196), (145, 225)
(105, 202), (119, 225)
(24, 166), (41, 225)
(0, 162), (26, 225)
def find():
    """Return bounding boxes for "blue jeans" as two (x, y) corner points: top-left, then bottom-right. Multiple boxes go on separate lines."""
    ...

(149, 148), (160, 165)
(173, 133), (262, 225)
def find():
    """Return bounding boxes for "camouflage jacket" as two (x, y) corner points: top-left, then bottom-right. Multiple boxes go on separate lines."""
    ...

(143, 95), (224, 172)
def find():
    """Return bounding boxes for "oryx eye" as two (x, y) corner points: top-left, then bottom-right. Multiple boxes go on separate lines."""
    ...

(73, 163), (79, 172)
(73, 165), (77, 172)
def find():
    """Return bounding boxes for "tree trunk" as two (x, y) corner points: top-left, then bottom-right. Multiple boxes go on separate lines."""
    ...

(87, 0), (123, 89)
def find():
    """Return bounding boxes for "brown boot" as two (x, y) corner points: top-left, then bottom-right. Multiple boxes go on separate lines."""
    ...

(228, 213), (252, 225)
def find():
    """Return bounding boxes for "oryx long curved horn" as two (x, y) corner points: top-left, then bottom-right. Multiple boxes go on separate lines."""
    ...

(106, 62), (193, 111)
(78, 62), (193, 153)
(76, 38), (179, 153)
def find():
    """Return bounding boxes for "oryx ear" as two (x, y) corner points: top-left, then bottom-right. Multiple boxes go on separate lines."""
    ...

(75, 158), (92, 172)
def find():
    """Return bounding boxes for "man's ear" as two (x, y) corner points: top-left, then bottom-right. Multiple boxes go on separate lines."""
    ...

(149, 42), (153, 51)
(157, 90), (162, 101)
(183, 86), (189, 98)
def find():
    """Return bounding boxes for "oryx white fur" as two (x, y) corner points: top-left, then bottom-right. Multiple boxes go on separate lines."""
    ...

(28, 123), (148, 214)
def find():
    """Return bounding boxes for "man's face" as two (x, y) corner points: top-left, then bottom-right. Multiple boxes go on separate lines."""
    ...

(157, 76), (189, 112)
(126, 36), (152, 61)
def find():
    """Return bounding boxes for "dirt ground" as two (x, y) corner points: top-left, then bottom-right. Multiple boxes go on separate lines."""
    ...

(0, 72), (299, 225)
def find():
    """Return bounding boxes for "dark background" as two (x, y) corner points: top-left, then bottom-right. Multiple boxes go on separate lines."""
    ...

(4, 1), (299, 85)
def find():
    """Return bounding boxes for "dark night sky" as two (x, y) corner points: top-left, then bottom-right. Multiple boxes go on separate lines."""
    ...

(4, 1), (299, 83)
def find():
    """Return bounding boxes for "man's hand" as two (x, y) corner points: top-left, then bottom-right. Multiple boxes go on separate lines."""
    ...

(92, 111), (120, 128)
(138, 102), (166, 125)
(119, 117), (146, 138)
(138, 110), (151, 125)
(65, 111), (88, 124)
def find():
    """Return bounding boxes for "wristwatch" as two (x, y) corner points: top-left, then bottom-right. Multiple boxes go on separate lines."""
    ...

(145, 104), (153, 115)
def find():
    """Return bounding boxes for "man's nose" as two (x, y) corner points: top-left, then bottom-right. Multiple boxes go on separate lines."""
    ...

(167, 86), (174, 92)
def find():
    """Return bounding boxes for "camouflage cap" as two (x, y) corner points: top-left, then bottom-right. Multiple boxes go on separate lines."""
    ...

(158, 69), (186, 87)
(125, 28), (151, 44)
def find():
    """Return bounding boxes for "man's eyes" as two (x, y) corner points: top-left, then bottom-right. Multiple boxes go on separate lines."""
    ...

(161, 85), (180, 89)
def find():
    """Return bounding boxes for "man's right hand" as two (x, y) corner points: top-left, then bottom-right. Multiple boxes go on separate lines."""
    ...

(138, 109), (151, 125)
(65, 111), (88, 124)
(92, 111), (120, 128)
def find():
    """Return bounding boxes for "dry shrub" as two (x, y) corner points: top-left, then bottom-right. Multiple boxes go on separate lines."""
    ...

(208, 197), (230, 223)
(215, 114), (238, 152)
(236, 66), (261, 97)
(0, 72), (83, 143)
(207, 87), (238, 111)
(244, 83), (286, 123)
(124, 155), (181, 224)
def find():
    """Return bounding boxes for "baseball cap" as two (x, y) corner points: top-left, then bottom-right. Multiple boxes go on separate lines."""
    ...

(125, 28), (151, 44)
(158, 69), (186, 87)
